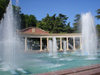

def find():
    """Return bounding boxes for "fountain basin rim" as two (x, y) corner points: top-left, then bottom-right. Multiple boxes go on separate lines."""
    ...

(36, 64), (100, 75)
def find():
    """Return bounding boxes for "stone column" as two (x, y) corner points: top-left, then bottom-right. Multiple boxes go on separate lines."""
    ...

(73, 37), (76, 50)
(60, 37), (63, 51)
(40, 37), (43, 51)
(25, 37), (28, 52)
(47, 37), (49, 51)
(80, 37), (82, 50)
(66, 37), (69, 50)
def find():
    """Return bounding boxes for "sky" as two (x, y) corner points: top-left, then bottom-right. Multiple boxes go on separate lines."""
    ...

(13, 0), (100, 27)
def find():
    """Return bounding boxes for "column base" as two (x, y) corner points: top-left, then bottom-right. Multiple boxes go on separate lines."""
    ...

(40, 50), (43, 52)
(46, 50), (49, 52)
(24, 49), (27, 52)
(73, 48), (76, 51)
(59, 49), (63, 52)
(66, 49), (70, 51)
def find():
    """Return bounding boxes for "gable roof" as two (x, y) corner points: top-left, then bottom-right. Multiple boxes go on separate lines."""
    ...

(19, 27), (81, 37)
(20, 27), (49, 35)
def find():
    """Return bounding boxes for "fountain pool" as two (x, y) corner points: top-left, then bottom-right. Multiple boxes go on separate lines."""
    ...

(0, 51), (100, 75)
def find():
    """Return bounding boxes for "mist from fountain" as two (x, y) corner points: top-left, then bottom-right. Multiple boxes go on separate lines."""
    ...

(48, 40), (53, 56)
(63, 41), (67, 54)
(81, 12), (97, 58)
(0, 0), (23, 71)
(52, 37), (57, 58)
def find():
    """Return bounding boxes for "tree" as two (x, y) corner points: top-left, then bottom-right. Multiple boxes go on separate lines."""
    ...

(37, 13), (73, 33)
(73, 14), (80, 33)
(96, 9), (100, 39)
(65, 22), (74, 33)
(0, 0), (9, 20)
(20, 14), (37, 29)
(96, 24), (100, 38)
(37, 14), (53, 32)
(96, 9), (100, 19)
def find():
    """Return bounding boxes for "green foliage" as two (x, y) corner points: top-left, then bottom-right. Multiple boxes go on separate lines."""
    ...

(96, 24), (100, 38)
(20, 14), (37, 29)
(96, 24), (100, 32)
(96, 9), (100, 19)
(37, 14), (73, 33)
(13, 5), (21, 14)
(73, 14), (80, 33)
(0, 0), (9, 20)
(96, 9), (100, 39)
(65, 22), (74, 33)
(0, 0), (37, 29)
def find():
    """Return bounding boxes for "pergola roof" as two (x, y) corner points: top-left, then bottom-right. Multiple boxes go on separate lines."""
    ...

(20, 27), (49, 35)
(20, 27), (81, 37)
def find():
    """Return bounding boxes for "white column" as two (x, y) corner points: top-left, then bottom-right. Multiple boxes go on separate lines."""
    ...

(60, 37), (63, 51)
(47, 37), (49, 51)
(80, 37), (82, 50)
(73, 37), (76, 50)
(25, 37), (28, 52)
(40, 37), (43, 51)
(66, 37), (69, 50)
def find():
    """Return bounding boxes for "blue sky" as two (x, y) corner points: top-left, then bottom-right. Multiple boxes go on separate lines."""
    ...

(13, 0), (100, 27)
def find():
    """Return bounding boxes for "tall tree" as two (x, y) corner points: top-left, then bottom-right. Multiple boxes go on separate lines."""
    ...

(65, 22), (74, 33)
(96, 9), (100, 19)
(20, 14), (37, 29)
(96, 24), (100, 34)
(37, 13), (73, 33)
(0, 0), (9, 20)
(73, 14), (80, 33)
(96, 9), (100, 39)
(0, 0), (37, 29)
(96, 24), (100, 42)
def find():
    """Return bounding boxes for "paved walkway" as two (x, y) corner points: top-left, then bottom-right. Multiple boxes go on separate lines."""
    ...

(35, 64), (100, 75)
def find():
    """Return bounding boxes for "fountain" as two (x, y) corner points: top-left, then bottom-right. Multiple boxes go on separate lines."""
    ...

(0, 0), (24, 73)
(81, 12), (97, 58)
(63, 41), (67, 54)
(48, 37), (58, 57)
(48, 40), (53, 56)
(52, 37), (57, 58)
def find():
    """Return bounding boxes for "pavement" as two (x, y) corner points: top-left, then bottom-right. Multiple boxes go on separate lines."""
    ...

(35, 64), (100, 75)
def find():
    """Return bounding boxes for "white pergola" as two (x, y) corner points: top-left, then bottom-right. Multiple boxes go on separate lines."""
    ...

(21, 33), (82, 52)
